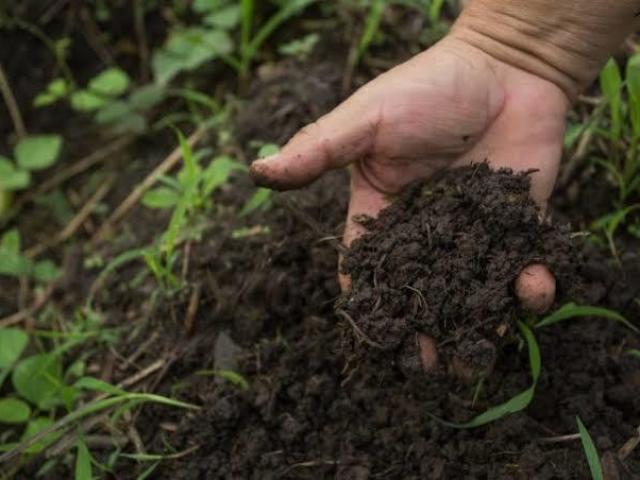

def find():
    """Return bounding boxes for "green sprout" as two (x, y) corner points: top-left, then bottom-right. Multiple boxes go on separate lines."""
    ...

(0, 134), (63, 217)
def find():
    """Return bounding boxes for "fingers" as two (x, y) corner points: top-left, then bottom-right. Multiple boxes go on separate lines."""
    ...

(249, 93), (377, 191)
(515, 263), (556, 314)
(339, 167), (391, 291)
(417, 333), (439, 371)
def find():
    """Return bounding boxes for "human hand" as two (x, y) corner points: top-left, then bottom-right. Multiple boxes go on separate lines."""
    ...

(250, 35), (568, 371)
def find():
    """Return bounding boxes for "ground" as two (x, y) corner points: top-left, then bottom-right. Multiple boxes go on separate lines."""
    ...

(0, 2), (639, 479)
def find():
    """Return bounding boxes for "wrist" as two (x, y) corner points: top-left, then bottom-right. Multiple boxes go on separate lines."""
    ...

(450, 0), (640, 100)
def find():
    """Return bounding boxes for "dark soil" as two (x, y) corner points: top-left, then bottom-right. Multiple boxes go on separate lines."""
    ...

(129, 71), (638, 480)
(339, 165), (577, 378)
(146, 171), (640, 479)
(3, 12), (639, 478)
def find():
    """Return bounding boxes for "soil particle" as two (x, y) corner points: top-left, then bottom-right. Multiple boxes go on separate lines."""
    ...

(340, 164), (577, 374)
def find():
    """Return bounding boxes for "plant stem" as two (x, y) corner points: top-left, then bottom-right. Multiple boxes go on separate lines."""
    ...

(0, 62), (27, 140)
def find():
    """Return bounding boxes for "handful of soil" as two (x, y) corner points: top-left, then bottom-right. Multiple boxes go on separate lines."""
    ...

(339, 163), (575, 377)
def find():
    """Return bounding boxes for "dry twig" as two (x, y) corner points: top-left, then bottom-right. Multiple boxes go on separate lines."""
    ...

(0, 62), (27, 139)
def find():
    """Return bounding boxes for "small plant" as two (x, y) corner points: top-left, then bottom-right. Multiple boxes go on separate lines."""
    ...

(585, 55), (640, 252)
(278, 33), (320, 60)
(152, 0), (316, 85)
(141, 130), (246, 287)
(0, 134), (63, 216)
(0, 325), (197, 474)
(35, 68), (166, 134)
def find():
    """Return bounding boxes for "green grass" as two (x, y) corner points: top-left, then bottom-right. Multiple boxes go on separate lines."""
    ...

(577, 416), (604, 480)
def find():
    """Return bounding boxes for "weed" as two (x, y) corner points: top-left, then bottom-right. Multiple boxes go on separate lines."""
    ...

(152, 0), (316, 86)
(585, 55), (640, 251)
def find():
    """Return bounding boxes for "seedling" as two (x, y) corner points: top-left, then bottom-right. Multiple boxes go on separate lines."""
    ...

(153, 0), (316, 86)
(0, 327), (197, 473)
(140, 130), (246, 287)
(0, 134), (63, 216)
(584, 55), (640, 251)
(35, 67), (166, 134)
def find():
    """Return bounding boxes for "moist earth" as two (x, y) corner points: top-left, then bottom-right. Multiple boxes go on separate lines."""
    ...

(339, 164), (577, 378)
(145, 169), (639, 480)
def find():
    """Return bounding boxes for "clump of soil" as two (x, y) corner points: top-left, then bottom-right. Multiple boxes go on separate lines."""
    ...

(340, 164), (576, 375)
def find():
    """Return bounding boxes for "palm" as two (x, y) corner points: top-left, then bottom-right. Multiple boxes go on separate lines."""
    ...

(250, 36), (568, 315)
(345, 38), (568, 243)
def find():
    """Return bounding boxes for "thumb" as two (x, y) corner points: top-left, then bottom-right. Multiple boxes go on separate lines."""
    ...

(249, 92), (377, 191)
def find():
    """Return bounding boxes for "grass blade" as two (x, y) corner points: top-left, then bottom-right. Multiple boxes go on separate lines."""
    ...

(429, 321), (540, 428)
(355, 0), (385, 64)
(75, 437), (93, 480)
(599, 57), (622, 141)
(576, 416), (604, 480)
(627, 349), (640, 359)
(536, 302), (638, 333)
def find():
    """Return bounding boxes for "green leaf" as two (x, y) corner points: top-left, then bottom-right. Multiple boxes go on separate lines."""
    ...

(74, 377), (125, 396)
(193, 0), (226, 13)
(231, 225), (270, 239)
(152, 28), (233, 84)
(247, 0), (316, 60)
(128, 84), (166, 111)
(0, 250), (32, 277)
(1, 229), (21, 253)
(627, 52), (640, 140)
(196, 369), (250, 390)
(0, 328), (29, 369)
(257, 143), (279, 158)
(577, 416), (604, 480)
(536, 302), (638, 333)
(142, 187), (180, 209)
(21, 417), (63, 454)
(75, 437), (93, 480)
(202, 155), (246, 196)
(94, 100), (133, 125)
(429, 321), (541, 428)
(14, 135), (63, 171)
(12, 353), (64, 410)
(0, 398), (31, 424)
(628, 349), (640, 359)
(88, 68), (130, 97)
(33, 78), (68, 108)
(428, 0), (446, 24)
(0, 158), (31, 191)
(34, 190), (74, 225)
(599, 58), (623, 141)
(355, 0), (385, 63)
(204, 5), (241, 29)
(33, 260), (61, 283)
(278, 33), (319, 58)
(240, 188), (271, 217)
(71, 91), (107, 112)
(0, 230), (31, 278)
